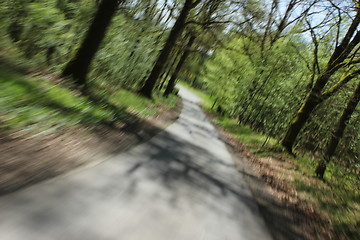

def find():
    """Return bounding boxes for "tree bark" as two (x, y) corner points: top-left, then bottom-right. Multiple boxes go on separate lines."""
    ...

(164, 35), (195, 97)
(281, 88), (322, 154)
(326, 82), (360, 158)
(62, 0), (120, 88)
(158, 48), (182, 90)
(315, 81), (360, 179)
(281, 8), (360, 154)
(138, 0), (196, 98)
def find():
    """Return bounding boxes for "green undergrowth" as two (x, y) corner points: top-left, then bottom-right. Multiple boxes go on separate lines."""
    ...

(184, 82), (359, 240)
(292, 157), (359, 239)
(215, 116), (277, 151)
(0, 66), (177, 137)
(217, 115), (359, 239)
(109, 89), (177, 118)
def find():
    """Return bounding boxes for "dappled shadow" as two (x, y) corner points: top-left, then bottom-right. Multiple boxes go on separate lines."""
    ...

(0, 73), (135, 126)
(0, 67), (180, 195)
(181, 100), (326, 240)
(0, 56), (30, 74)
(0, 65), (167, 152)
(107, 103), (270, 236)
(0, 83), (313, 239)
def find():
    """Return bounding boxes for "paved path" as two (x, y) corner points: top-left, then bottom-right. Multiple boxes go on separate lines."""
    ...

(0, 86), (272, 240)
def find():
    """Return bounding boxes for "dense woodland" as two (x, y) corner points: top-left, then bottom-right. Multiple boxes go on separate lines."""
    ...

(2, 0), (357, 177)
(0, 0), (359, 238)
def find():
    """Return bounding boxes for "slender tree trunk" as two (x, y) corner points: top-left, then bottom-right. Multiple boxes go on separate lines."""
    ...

(249, 87), (277, 128)
(138, 0), (196, 98)
(128, 39), (140, 61)
(240, 69), (274, 123)
(62, 0), (120, 88)
(8, 21), (22, 42)
(281, 88), (322, 154)
(158, 48), (182, 90)
(211, 98), (218, 110)
(244, 86), (271, 125)
(326, 83), (360, 158)
(315, 81), (360, 179)
(164, 35), (195, 97)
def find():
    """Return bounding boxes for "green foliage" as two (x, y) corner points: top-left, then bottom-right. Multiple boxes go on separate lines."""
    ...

(187, 28), (359, 168)
(198, 34), (311, 136)
(0, 0), (95, 69)
(293, 159), (359, 239)
(0, 0), (182, 138)
(91, 13), (164, 90)
(0, 0), (174, 90)
(0, 0), (358, 236)
(213, 106), (359, 239)
(0, 67), (176, 136)
(183, 66), (359, 240)
(109, 89), (177, 117)
(0, 67), (113, 134)
(215, 117), (277, 151)
(299, 80), (360, 163)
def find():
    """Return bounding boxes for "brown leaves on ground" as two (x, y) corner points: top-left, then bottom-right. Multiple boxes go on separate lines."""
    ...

(212, 122), (334, 240)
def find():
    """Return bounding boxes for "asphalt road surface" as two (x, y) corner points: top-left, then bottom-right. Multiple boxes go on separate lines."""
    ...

(0, 85), (272, 240)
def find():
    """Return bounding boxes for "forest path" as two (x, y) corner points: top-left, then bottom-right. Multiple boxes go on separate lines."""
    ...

(0, 86), (272, 240)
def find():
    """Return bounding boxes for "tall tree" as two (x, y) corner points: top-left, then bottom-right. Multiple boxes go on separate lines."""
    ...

(315, 80), (360, 179)
(281, 5), (360, 154)
(164, 35), (196, 97)
(158, 47), (184, 90)
(62, 0), (122, 89)
(138, 0), (201, 98)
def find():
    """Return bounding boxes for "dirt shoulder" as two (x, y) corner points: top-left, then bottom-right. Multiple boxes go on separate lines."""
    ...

(0, 98), (182, 196)
(209, 116), (333, 240)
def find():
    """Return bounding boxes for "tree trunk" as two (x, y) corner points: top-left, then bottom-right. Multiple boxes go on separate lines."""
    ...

(211, 98), (218, 110)
(164, 35), (195, 97)
(249, 87), (277, 129)
(158, 48), (182, 90)
(281, 8), (360, 154)
(281, 88), (323, 154)
(138, 0), (195, 98)
(315, 81), (360, 179)
(8, 21), (22, 42)
(326, 83), (360, 158)
(62, 0), (120, 88)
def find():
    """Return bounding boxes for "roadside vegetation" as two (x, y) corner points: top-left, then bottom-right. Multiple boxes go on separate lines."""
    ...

(0, 67), (177, 137)
(182, 83), (359, 239)
(0, 0), (184, 138)
(1, 0), (187, 194)
(0, 1), (359, 239)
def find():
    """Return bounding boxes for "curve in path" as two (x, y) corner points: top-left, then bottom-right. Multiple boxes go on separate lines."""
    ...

(0, 86), (272, 240)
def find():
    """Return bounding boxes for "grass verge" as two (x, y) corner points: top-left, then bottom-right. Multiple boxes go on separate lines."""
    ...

(184, 83), (359, 240)
(178, 81), (213, 109)
(0, 66), (177, 137)
(0, 65), (181, 194)
(218, 118), (359, 239)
